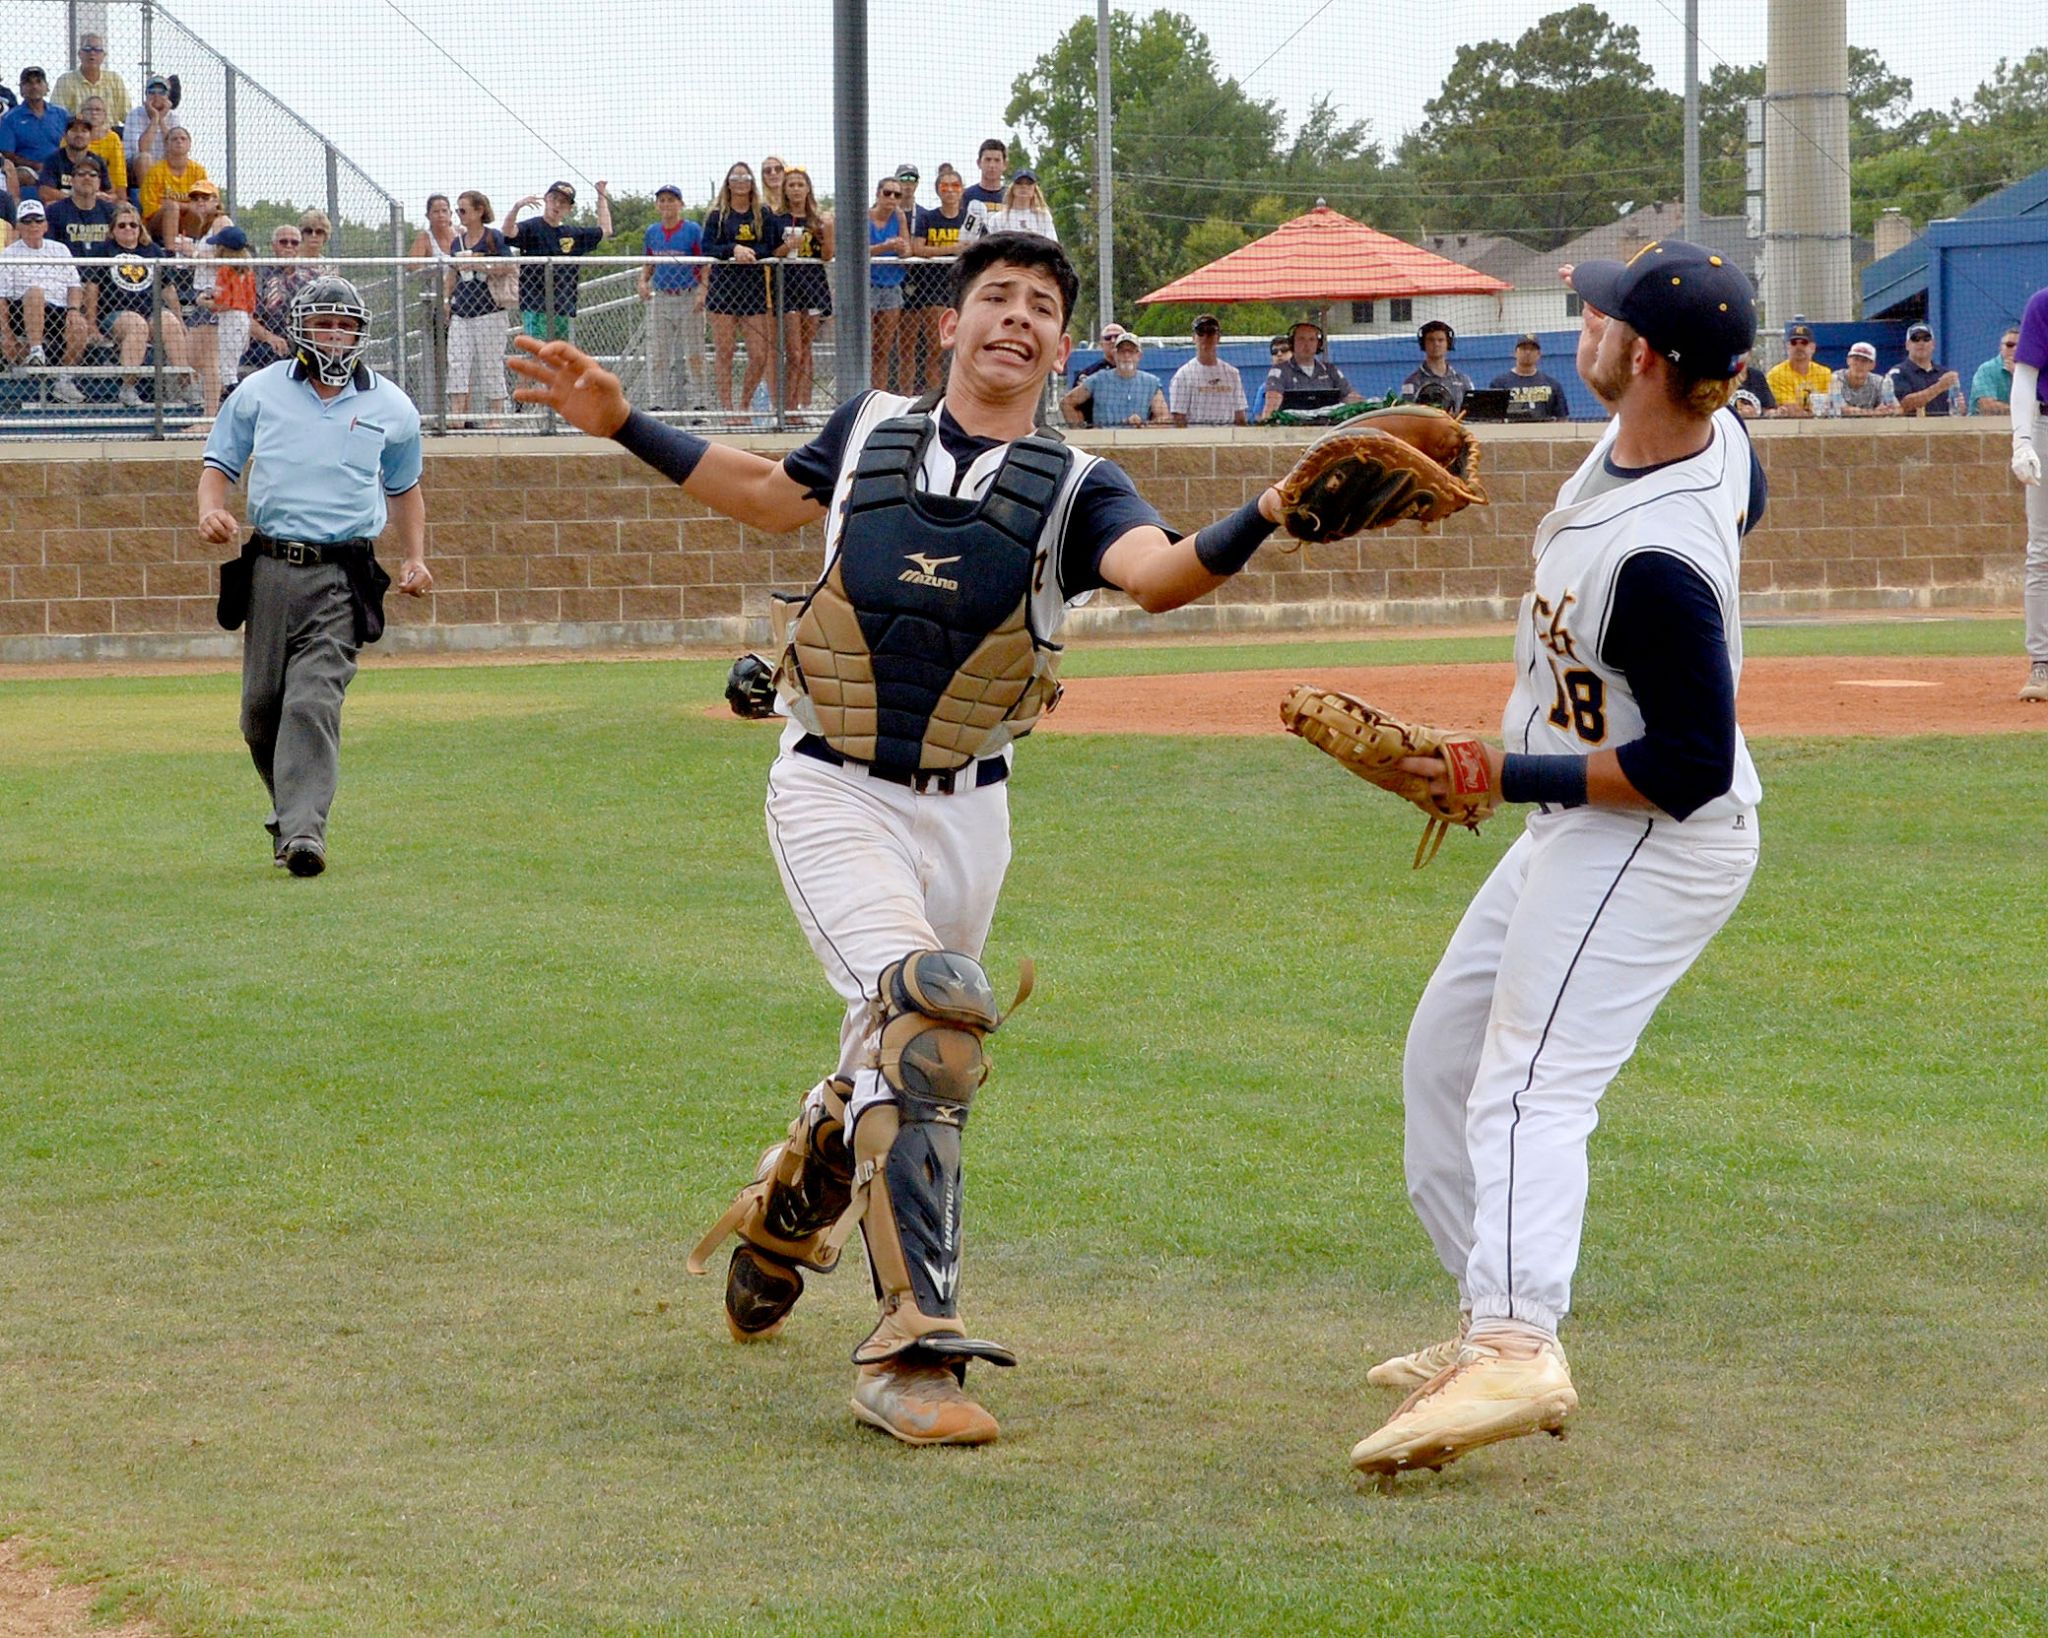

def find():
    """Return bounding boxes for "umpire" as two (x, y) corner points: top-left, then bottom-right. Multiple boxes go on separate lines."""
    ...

(197, 276), (430, 876)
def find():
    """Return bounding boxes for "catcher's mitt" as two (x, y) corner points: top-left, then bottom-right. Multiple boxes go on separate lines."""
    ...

(1274, 406), (1486, 541)
(725, 653), (779, 719)
(1280, 684), (1497, 868)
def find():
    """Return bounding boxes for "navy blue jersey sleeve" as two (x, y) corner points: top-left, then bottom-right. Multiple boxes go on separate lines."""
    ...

(1601, 550), (1737, 820)
(780, 392), (872, 504)
(1057, 458), (1177, 598)
(571, 223), (603, 254)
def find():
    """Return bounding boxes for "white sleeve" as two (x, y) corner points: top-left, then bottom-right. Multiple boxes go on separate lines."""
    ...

(2014, 363), (2040, 444)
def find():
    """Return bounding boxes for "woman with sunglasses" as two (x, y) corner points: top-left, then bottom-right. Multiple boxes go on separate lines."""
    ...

(701, 161), (775, 416)
(296, 211), (332, 270)
(95, 205), (196, 408)
(447, 189), (513, 426)
(760, 156), (788, 217)
(867, 175), (911, 393)
(770, 164), (832, 412)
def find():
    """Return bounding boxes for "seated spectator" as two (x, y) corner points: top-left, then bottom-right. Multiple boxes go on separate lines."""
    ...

(53, 33), (130, 129)
(1971, 327), (2019, 416)
(1259, 321), (1362, 421)
(1887, 322), (1960, 416)
(447, 188), (513, 424)
(1731, 358), (1776, 419)
(0, 198), (91, 403)
(140, 126), (212, 244)
(505, 178), (611, 342)
(239, 224), (304, 372)
(93, 204), (195, 408)
(122, 76), (182, 182)
(46, 156), (117, 259)
(1168, 313), (1248, 426)
(1830, 341), (1898, 416)
(1400, 320), (1473, 413)
(1061, 333), (1169, 427)
(1765, 320), (1830, 416)
(1489, 333), (1571, 419)
(1, 68), (71, 195)
(295, 209), (332, 267)
(77, 96), (127, 196)
(37, 116), (111, 202)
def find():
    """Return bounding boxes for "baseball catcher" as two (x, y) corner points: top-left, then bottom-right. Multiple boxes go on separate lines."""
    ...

(1280, 685), (1497, 866)
(1271, 405), (1486, 541)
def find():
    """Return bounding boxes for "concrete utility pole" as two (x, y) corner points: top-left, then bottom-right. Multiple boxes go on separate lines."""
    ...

(1762, 0), (1851, 322)
(1095, 0), (1115, 332)
(834, 0), (870, 397)
(1682, 0), (1701, 242)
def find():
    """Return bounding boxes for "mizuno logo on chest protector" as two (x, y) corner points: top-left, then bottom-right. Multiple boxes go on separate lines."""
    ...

(901, 552), (962, 589)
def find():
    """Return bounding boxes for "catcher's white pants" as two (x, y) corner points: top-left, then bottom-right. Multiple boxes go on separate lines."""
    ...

(764, 750), (1012, 1129)
(1401, 806), (1758, 1334)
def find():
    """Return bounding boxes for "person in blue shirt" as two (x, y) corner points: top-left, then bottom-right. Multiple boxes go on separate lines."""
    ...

(197, 276), (432, 876)
(1060, 334), (1168, 426)
(1, 68), (72, 193)
(636, 183), (704, 411)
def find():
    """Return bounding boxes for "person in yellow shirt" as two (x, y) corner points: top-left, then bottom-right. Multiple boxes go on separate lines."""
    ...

(1765, 320), (1832, 416)
(79, 94), (128, 196)
(140, 126), (210, 244)
(52, 33), (131, 127)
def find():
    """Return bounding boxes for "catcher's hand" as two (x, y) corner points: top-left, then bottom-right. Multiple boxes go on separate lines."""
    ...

(1281, 684), (1498, 867)
(1274, 406), (1486, 542)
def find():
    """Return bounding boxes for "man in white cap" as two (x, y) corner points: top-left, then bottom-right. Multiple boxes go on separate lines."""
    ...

(1831, 341), (1897, 416)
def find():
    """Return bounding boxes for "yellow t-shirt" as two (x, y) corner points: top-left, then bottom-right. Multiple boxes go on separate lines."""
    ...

(88, 133), (128, 194)
(1766, 358), (1832, 412)
(140, 158), (209, 220)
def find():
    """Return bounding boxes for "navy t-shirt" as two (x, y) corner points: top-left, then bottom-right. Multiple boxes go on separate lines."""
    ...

(783, 392), (1172, 597)
(509, 217), (602, 315)
(1887, 358), (1954, 414)
(1488, 368), (1572, 420)
(47, 196), (119, 258)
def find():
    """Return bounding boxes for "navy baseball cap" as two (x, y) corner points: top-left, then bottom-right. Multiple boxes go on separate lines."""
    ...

(1570, 239), (1757, 378)
(209, 225), (249, 251)
(1907, 322), (1933, 341)
(546, 180), (576, 202)
(655, 182), (682, 199)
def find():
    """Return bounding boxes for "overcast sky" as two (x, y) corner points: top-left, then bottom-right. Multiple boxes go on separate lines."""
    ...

(76, 1), (2045, 222)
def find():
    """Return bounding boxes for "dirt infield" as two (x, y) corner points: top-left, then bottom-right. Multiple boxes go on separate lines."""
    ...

(1039, 655), (2042, 739)
(0, 1542), (155, 1638)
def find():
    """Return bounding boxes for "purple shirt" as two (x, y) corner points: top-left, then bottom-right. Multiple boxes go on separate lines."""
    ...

(2016, 287), (2048, 405)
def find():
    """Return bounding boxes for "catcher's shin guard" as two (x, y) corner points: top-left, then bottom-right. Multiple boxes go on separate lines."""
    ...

(687, 1077), (855, 1341)
(841, 950), (1032, 1373)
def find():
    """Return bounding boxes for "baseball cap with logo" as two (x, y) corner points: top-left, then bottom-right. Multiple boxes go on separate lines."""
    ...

(1567, 238), (1758, 378)
(895, 164), (920, 183)
(1786, 321), (1815, 342)
(1907, 322), (1933, 341)
(1112, 335), (1141, 353)
(1515, 333), (1541, 348)
(655, 182), (682, 199)
(1847, 341), (1877, 361)
(546, 180), (576, 203)
(15, 198), (45, 220)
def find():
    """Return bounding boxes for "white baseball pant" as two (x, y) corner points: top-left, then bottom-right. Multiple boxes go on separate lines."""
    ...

(2024, 418), (2048, 663)
(1401, 806), (1759, 1334)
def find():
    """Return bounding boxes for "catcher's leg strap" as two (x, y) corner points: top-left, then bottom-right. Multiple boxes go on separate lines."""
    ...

(687, 1076), (855, 1277)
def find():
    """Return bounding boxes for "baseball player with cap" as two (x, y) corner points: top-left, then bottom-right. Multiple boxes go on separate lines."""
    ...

(508, 231), (1321, 1448)
(1350, 240), (1767, 1484)
(2009, 283), (2048, 702)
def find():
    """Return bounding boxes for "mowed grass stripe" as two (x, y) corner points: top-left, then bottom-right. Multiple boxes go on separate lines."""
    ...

(1, 654), (2044, 1633)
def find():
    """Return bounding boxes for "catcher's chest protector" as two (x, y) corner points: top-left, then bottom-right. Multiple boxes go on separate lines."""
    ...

(782, 416), (1071, 772)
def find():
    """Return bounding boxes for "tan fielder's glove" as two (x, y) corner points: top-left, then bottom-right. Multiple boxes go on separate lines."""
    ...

(1281, 684), (1498, 867)
(1273, 406), (1487, 542)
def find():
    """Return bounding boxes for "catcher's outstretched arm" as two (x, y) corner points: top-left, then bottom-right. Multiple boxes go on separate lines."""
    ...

(1099, 487), (1284, 612)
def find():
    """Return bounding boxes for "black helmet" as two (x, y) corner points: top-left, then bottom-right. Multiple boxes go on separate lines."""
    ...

(288, 275), (370, 386)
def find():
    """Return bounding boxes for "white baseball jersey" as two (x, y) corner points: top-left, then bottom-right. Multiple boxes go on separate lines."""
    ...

(1503, 405), (1762, 820)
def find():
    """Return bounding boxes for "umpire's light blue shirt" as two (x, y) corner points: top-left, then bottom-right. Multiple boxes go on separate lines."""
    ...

(203, 359), (424, 543)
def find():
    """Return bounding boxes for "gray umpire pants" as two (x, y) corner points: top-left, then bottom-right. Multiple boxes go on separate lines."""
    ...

(2025, 418), (2048, 663)
(240, 554), (359, 850)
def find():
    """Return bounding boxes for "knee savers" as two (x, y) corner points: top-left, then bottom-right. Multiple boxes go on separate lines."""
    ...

(874, 949), (1019, 1120)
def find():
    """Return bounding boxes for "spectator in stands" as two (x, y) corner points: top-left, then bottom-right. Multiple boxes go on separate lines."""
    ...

(890, 165), (934, 386)
(1259, 321), (1361, 421)
(1062, 333), (1168, 427)
(770, 165), (830, 411)
(46, 152), (117, 261)
(121, 75), (181, 184)
(638, 182), (704, 413)
(78, 96), (125, 198)
(0, 198), (90, 402)
(1490, 333), (1571, 420)
(446, 189), (513, 425)
(961, 138), (1006, 239)
(196, 223), (255, 411)
(1168, 313), (1248, 426)
(94, 204), (194, 408)
(295, 209), (332, 269)
(53, 33), (129, 129)
(866, 175), (911, 393)
(506, 179), (610, 345)
(1070, 320), (1124, 388)
(1888, 322), (1960, 416)
(701, 161), (775, 415)
(1765, 320), (1830, 416)
(140, 125), (211, 244)
(239, 222), (302, 372)
(761, 156), (788, 217)
(979, 171), (1057, 241)
(1830, 341), (1898, 416)
(1400, 319), (1472, 413)
(1731, 357), (1775, 418)
(1, 69), (70, 195)
(1971, 327), (2019, 416)
(408, 193), (458, 417)
(907, 163), (965, 394)
(38, 116), (110, 203)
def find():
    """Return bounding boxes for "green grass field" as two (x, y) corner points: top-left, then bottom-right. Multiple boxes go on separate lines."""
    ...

(3, 623), (2046, 1635)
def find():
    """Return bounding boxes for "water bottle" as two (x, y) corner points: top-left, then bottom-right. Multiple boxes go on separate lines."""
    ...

(1948, 384), (1965, 417)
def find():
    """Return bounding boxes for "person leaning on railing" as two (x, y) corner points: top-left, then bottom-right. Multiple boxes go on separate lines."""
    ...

(769, 165), (832, 414)
(447, 189), (513, 425)
(700, 161), (775, 415)
(638, 182), (705, 414)
(504, 179), (610, 344)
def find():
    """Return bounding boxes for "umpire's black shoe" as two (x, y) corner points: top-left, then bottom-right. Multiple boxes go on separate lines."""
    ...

(281, 840), (327, 877)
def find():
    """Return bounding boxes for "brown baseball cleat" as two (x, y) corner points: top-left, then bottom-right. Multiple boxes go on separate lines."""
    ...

(2019, 662), (2048, 703)
(1350, 1336), (1576, 1486)
(1366, 1334), (1468, 1390)
(850, 1361), (1000, 1446)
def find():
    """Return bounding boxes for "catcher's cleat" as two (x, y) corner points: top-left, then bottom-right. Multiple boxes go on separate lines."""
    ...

(2019, 661), (2048, 703)
(1366, 1334), (1469, 1391)
(1349, 1337), (1577, 1480)
(850, 1361), (1000, 1447)
(723, 1244), (804, 1343)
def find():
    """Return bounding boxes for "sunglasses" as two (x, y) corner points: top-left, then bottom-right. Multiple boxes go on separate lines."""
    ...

(81, 45), (105, 54)
(762, 164), (784, 173)
(2002, 339), (2018, 349)
(274, 236), (301, 246)
(114, 219), (140, 229)
(880, 189), (902, 200)
(303, 227), (328, 237)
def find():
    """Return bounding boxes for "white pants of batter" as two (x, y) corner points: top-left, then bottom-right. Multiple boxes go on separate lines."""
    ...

(2024, 418), (2048, 662)
(1401, 806), (1759, 1335)
(764, 749), (1012, 1130)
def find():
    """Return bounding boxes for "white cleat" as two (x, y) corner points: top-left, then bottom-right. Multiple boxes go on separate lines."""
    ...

(1366, 1334), (1468, 1391)
(1351, 1337), (1576, 1482)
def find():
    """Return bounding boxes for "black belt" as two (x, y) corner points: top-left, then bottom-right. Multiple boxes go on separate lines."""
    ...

(251, 532), (372, 566)
(794, 735), (1009, 794)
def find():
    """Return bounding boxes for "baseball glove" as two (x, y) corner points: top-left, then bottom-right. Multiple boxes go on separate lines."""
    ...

(1273, 406), (1486, 541)
(725, 653), (779, 719)
(1280, 684), (1497, 868)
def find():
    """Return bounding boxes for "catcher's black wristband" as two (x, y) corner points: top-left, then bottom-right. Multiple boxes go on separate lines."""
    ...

(613, 410), (710, 487)
(1192, 496), (1276, 576)
(1501, 753), (1588, 808)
